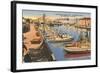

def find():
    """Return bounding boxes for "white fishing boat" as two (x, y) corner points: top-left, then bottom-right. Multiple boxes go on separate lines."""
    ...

(47, 34), (73, 42)
(64, 42), (91, 54)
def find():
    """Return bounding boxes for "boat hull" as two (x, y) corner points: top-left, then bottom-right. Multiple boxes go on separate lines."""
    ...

(47, 38), (73, 43)
(64, 47), (91, 54)
(65, 50), (90, 54)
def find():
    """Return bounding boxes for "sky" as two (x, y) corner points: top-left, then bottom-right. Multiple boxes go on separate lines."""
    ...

(22, 10), (91, 17)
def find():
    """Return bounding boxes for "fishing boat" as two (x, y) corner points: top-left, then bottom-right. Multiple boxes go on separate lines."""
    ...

(64, 47), (90, 54)
(23, 14), (55, 62)
(64, 17), (91, 54)
(23, 23), (53, 62)
(64, 41), (91, 54)
(23, 24), (44, 49)
(47, 34), (73, 42)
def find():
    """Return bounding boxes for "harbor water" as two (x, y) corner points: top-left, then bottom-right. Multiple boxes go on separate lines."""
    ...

(45, 25), (91, 61)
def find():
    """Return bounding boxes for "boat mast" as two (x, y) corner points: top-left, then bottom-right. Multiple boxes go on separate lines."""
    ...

(43, 14), (46, 40)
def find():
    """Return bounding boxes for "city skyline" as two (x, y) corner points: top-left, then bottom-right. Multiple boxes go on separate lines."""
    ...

(23, 10), (91, 17)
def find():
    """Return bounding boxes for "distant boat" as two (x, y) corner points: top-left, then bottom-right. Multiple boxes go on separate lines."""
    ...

(47, 34), (73, 42)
